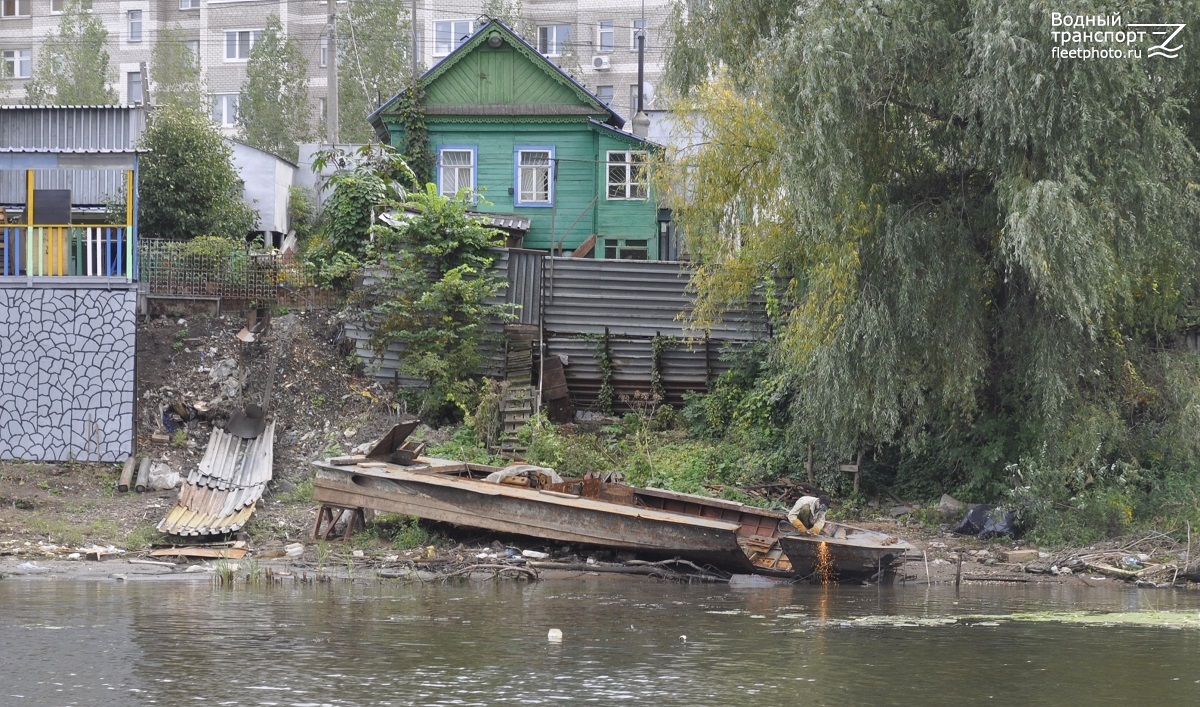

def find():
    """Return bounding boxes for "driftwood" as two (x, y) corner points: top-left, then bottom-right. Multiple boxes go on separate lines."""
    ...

(528, 560), (730, 582)
(440, 563), (538, 582)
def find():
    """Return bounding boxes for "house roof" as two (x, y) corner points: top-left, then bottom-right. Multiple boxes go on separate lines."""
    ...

(369, 20), (624, 134)
(586, 119), (663, 150)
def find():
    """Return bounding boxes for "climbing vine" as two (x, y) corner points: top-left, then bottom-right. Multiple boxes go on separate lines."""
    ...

(650, 333), (671, 406)
(394, 79), (435, 186)
(595, 329), (615, 414)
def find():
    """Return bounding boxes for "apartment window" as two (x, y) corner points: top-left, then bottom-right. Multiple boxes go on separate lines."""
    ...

(607, 151), (647, 200)
(630, 84), (641, 113)
(2, 48), (31, 79)
(318, 97), (326, 123)
(187, 40), (200, 62)
(515, 147), (553, 206)
(127, 71), (143, 104)
(211, 93), (239, 126)
(180, 0), (199, 9)
(537, 25), (570, 57)
(631, 18), (647, 50)
(128, 10), (143, 43)
(598, 20), (614, 53)
(434, 20), (474, 57)
(225, 30), (261, 61)
(2, 0), (29, 17)
(603, 238), (649, 260)
(596, 85), (613, 106)
(319, 36), (328, 67)
(438, 147), (476, 198)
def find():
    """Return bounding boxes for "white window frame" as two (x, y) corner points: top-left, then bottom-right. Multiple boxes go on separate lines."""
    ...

(128, 10), (143, 43)
(127, 70), (143, 104)
(515, 146), (554, 207)
(2, 48), (31, 79)
(225, 29), (261, 62)
(187, 40), (200, 62)
(433, 19), (475, 58)
(630, 84), (641, 113)
(595, 85), (614, 106)
(537, 24), (570, 57)
(2, 0), (30, 18)
(211, 93), (239, 126)
(598, 20), (614, 53)
(631, 19), (647, 51)
(319, 36), (328, 67)
(603, 238), (649, 260)
(437, 146), (477, 199)
(606, 150), (648, 201)
(179, 0), (199, 9)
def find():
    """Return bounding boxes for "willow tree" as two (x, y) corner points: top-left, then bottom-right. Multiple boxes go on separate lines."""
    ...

(662, 0), (1200, 497)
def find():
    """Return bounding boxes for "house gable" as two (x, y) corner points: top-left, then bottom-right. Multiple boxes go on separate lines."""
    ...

(372, 21), (620, 131)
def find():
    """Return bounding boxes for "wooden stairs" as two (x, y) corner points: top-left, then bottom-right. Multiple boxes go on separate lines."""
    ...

(498, 338), (534, 458)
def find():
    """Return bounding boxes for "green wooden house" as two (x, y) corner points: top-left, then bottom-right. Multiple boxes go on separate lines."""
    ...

(369, 20), (665, 259)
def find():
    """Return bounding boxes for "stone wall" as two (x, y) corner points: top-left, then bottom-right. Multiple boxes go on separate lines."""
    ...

(0, 284), (137, 462)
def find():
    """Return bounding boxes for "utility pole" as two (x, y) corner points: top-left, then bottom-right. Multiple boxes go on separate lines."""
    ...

(326, 0), (339, 144)
(411, 0), (419, 81)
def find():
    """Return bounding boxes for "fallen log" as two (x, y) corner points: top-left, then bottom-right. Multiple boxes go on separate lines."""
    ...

(134, 457), (152, 493)
(117, 456), (137, 493)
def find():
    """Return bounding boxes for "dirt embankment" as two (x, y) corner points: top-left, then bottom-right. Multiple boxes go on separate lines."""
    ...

(2, 309), (1195, 588)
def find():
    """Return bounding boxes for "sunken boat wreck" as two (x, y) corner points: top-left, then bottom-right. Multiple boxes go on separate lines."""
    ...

(311, 424), (916, 582)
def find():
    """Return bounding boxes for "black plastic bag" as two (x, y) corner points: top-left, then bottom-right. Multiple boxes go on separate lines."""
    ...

(952, 504), (1019, 539)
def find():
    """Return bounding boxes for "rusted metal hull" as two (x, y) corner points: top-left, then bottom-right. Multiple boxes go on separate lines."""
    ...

(779, 522), (915, 582)
(311, 460), (793, 576)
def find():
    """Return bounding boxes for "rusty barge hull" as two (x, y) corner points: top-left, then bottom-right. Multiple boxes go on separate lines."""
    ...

(779, 522), (916, 581)
(311, 460), (792, 575)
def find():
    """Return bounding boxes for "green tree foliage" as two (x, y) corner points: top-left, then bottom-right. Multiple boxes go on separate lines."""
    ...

(336, 0), (411, 143)
(239, 15), (311, 161)
(150, 24), (205, 112)
(663, 1), (1200, 502)
(137, 105), (258, 239)
(26, 0), (116, 105)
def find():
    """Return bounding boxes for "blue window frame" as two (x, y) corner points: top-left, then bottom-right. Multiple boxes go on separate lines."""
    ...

(514, 146), (555, 207)
(437, 145), (476, 198)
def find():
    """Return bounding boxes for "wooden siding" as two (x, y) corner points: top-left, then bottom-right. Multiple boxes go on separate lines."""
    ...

(428, 121), (656, 253)
(424, 45), (586, 110)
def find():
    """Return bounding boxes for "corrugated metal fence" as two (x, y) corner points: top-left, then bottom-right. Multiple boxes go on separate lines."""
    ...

(350, 250), (769, 410)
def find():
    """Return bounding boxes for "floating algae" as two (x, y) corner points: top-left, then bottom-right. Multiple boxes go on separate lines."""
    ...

(810, 611), (1200, 630)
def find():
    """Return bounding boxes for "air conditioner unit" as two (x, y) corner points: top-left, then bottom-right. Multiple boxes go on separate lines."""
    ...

(592, 55), (611, 70)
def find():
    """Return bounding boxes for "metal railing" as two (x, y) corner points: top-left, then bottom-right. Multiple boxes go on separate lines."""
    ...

(1, 225), (135, 279)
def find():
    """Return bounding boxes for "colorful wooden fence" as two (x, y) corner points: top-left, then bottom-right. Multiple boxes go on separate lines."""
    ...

(1, 225), (135, 279)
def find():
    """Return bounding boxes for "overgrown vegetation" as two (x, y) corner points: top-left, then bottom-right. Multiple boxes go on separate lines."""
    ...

(651, 0), (1200, 544)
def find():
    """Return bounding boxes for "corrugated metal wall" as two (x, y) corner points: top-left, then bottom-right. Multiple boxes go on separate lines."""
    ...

(0, 106), (144, 151)
(346, 251), (770, 411)
(0, 169), (128, 205)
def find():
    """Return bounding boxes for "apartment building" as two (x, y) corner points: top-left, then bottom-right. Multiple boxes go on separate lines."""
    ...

(0, 0), (669, 136)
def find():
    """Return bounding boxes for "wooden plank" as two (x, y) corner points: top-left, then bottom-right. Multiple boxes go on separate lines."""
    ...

(149, 547), (249, 559)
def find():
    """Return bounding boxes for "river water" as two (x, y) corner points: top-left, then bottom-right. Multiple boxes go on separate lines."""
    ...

(2, 575), (1199, 706)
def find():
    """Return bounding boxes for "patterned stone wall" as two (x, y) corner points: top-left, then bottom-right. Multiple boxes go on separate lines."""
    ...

(0, 285), (137, 462)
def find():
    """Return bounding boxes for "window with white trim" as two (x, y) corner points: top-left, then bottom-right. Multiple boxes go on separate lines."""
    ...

(516, 148), (553, 205)
(211, 93), (239, 126)
(2, 0), (30, 17)
(537, 25), (570, 56)
(225, 30), (262, 61)
(607, 151), (647, 200)
(434, 20), (474, 57)
(319, 36), (328, 67)
(187, 40), (200, 62)
(629, 84), (641, 113)
(180, 0), (199, 9)
(631, 18), (647, 50)
(596, 85), (613, 106)
(128, 10), (143, 43)
(438, 147), (475, 198)
(598, 20), (614, 53)
(127, 71), (143, 104)
(2, 48), (31, 79)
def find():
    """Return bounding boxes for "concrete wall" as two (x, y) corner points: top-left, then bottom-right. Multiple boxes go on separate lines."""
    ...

(0, 282), (137, 462)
